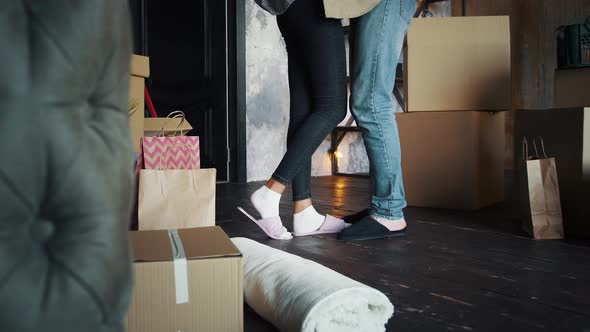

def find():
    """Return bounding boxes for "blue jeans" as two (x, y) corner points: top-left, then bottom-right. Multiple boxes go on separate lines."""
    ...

(349, 0), (416, 220)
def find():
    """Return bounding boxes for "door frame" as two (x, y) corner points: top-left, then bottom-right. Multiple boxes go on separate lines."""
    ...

(129, 0), (247, 183)
(226, 0), (247, 183)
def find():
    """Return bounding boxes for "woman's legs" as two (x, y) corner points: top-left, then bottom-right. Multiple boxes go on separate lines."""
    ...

(284, 41), (313, 209)
(281, 42), (326, 232)
(271, 0), (347, 187)
(251, 0), (346, 228)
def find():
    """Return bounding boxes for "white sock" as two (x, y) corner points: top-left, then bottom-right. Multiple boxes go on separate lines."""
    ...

(371, 215), (407, 232)
(293, 205), (325, 234)
(251, 185), (281, 219)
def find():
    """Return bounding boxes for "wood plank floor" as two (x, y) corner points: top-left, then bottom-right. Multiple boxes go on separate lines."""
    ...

(216, 176), (590, 332)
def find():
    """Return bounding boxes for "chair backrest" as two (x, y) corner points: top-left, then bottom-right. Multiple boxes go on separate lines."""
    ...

(0, 1), (134, 331)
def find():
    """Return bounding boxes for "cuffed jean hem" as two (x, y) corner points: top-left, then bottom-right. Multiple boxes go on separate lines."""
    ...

(271, 173), (290, 185)
(292, 194), (312, 201)
(370, 210), (405, 221)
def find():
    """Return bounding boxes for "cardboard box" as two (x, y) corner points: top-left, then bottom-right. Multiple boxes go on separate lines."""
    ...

(127, 227), (243, 332)
(144, 117), (193, 137)
(397, 111), (505, 209)
(514, 108), (590, 238)
(555, 68), (590, 108)
(130, 54), (150, 152)
(404, 16), (511, 112)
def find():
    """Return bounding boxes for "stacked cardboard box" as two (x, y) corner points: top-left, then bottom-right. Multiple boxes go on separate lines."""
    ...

(130, 54), (150, 153)
(127, 227), (243, 332)
(128, 56), (240, 327)
(130, 55), (196, 147)
(397, 111), (505, 210)
(399, 16), (511, 209)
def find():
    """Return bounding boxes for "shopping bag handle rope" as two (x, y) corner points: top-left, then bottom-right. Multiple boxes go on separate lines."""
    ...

(159, 111), (188, 137)
(533, 136), (548, 159)
(522, 137), (529, 161)
(523, 136), (548, 160)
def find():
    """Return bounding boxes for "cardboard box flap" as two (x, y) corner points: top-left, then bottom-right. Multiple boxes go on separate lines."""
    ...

(130, 226), (241, 262)
(131, 54), (150, 78)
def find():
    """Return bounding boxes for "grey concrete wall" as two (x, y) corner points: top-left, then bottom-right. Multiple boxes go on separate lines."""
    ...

(245, 2), (289, 181)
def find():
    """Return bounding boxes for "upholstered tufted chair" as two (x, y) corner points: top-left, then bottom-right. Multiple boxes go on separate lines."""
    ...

(0, 1), (134, 331)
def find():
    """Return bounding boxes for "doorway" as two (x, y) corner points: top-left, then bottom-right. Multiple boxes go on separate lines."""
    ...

(129, 0), (246, 182)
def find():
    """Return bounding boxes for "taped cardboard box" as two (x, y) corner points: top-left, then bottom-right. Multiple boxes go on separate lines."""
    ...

(127, 226), (243, 332)
(397, 111), (505, 209)
(555, 68), (590, 108)
(514, 108), (590, 238)
(144, 117), (193, 137)
(129, 54), (149, 152)
(404, 16), (511, 112)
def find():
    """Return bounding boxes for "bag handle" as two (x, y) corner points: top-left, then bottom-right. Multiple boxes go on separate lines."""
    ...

(159, 111), (187, 137)
(172, 112), (188, 137)
(523, 136), (548, 161)
(533, 136), (548, 159)
(522, 137), (530, 161)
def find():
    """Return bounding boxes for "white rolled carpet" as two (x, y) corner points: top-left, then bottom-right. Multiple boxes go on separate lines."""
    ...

(231, 237), (394, 332)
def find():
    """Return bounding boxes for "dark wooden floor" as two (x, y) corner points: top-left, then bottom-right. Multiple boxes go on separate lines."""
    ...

(216, 176), (590, 332)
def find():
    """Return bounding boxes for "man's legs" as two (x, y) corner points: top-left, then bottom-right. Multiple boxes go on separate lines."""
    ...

(339, 0), (415, 240)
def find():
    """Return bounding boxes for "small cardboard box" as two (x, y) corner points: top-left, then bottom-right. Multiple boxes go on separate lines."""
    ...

(144, 117), (193, 137)
(404, 16), (511, 112)
(514, 108), (590, 238)
(555, 68), (590, 108)
(397, 111), (505, 209)
(130, 54), (150, 152)
(127, 226), (243, 332)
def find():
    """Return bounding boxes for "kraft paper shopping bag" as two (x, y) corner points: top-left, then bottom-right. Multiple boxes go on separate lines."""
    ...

(138, 168), (216, 230)
(520, 137), (564, 239)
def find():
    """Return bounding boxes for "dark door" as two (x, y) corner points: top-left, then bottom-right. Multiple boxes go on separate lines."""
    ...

(131, 0), (229, 181)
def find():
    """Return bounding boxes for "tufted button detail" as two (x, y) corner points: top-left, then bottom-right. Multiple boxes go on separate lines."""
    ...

(30, 220), (55, 244)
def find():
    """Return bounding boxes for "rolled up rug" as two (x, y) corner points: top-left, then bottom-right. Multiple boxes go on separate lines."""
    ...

(231, 237), (394, 332)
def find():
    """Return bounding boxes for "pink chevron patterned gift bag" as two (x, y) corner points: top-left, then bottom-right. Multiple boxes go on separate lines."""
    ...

(141, 136), (200, 170)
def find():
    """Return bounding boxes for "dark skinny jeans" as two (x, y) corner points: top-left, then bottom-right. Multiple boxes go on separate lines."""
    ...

(272, 0), (347, 201)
